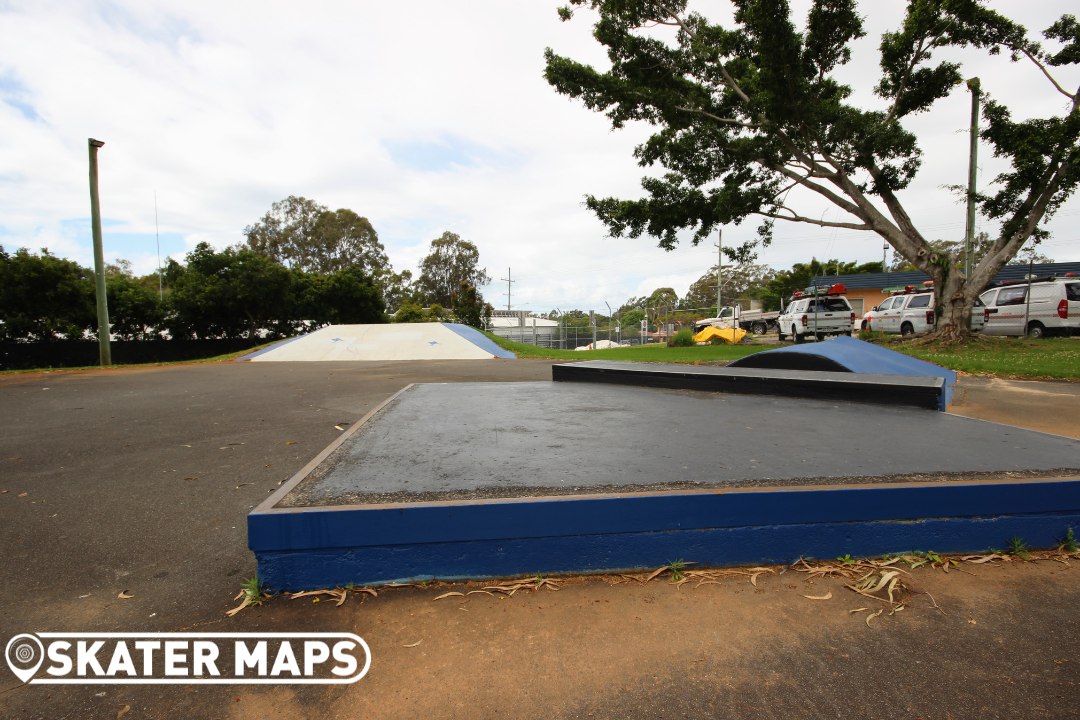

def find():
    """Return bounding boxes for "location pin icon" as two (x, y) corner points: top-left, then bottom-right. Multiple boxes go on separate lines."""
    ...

(5, 634), (44, 684)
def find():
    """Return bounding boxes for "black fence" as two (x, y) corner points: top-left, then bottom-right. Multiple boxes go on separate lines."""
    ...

(0, 339), (267, 371)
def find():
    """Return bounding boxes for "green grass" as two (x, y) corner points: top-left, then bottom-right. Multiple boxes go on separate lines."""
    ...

(485, 333), (766, 363)
(893, 336), (1080, 381)
(490, 331), (1080, 381)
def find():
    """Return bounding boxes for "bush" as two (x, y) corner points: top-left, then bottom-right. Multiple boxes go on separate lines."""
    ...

(668, 327), (695, 347)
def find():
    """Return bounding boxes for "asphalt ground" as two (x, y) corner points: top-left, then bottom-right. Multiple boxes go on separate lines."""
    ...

(1, 359), (1078, 720)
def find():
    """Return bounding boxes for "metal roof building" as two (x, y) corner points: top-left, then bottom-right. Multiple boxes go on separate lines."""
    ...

(812, 262), (1080, 290)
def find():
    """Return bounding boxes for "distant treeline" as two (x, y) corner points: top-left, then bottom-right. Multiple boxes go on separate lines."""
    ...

(0, 242), (384, 343)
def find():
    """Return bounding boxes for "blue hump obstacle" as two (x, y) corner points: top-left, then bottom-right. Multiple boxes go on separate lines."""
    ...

(729, 336), (956, 409)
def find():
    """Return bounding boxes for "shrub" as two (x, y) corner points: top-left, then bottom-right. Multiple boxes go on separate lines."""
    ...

(668, 327), (695, 347)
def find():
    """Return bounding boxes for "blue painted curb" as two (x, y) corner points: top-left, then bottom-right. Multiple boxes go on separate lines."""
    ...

(250, 479), (1080, 590)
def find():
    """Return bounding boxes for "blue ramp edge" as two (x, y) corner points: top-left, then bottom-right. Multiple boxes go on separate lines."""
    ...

(236, 333), (309, 361)
(442, 323), (516, 358)
(730, 336), (956, 410)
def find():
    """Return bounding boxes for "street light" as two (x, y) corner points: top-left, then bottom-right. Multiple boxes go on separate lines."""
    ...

(88, 138), (111, 366)
(604, 301), (613, 346)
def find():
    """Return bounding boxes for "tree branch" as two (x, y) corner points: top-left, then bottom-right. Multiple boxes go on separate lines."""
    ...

(659, 3), (752, 104)
(773, 165), (864, 217)
(969, 161), (1069, 291)
(759, 210), (871, 230)
(675, 105), (758, 129)
(883, 32), (937, 125)
(1020, 49), (1077, 101)
(866, 162), (927, 244)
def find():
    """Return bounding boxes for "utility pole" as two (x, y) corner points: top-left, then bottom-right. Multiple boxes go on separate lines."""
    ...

(964, 77), (981, 279)
(499, 267), (515, 311)
(88, 138), (111, 367)
(715, 227), (723, 315)
(155, 190), (163, 301)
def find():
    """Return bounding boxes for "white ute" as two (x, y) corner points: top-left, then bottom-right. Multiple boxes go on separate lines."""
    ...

(694, 305), (781, 335)
(777, 284), (855, 343)
(861, 283), (986, 336)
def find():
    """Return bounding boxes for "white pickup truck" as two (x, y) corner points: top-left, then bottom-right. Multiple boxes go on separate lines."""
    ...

(862, 284), (986, 336)
(777, 284), (855, 342)
(693, 305), (780, 335)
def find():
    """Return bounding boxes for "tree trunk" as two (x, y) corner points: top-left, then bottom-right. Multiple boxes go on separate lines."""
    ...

(934, 266), (978, 342)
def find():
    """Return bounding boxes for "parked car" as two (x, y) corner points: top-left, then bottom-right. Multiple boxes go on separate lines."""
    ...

(861, 285), (986, 336)
(978, 274), (1080, 338)
(777, 284), (855, 342)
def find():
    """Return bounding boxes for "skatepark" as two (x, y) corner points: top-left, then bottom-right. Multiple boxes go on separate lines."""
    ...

(2, 334), (1079, 718)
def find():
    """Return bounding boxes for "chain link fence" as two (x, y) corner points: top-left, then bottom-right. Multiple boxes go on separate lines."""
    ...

(492, 325), (682, 350)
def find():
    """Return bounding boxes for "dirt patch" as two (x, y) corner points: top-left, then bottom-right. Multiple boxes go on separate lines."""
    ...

(220, 557), (1080, 719)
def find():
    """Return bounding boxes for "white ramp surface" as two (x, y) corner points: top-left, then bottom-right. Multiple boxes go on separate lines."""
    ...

(247, 323), (506, 362)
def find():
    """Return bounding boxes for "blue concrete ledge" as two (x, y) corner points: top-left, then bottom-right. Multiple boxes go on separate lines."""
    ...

(553, 360), (946, 410)
(250, 479), (1080, 590)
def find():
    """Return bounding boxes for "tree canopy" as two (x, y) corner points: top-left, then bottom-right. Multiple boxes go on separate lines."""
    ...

(762, 258), (883, 310)
(682, 261), (776, 311)
(0, 247), (95, 341)
(244, 196), (390, 278)
(415, 232), (492, 307)
(545, 0), (1080, 336)
(166, 243), (384, 340)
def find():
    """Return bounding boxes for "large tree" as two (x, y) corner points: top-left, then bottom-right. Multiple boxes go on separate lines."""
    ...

(451, 280), (494, 329)
(415, 232), (492, 307)
(245, 196), (390, 278)
(682, 261), (776, 311)
(545, 0), (1080, 338)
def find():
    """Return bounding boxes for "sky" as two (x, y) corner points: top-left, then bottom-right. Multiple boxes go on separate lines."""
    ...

(1, 1), (1078, 314)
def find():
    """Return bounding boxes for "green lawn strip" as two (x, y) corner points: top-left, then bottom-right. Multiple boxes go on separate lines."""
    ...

(486, 333), (767, 363)
(894, 337), (1080, 381)
(491, 331), (1080, 380)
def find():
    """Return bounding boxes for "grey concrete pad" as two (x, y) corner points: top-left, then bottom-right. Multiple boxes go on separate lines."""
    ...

(279, 382), (1080, 507)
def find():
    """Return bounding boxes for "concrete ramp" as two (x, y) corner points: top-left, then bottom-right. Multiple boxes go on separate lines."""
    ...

(242, 323), (515, 362)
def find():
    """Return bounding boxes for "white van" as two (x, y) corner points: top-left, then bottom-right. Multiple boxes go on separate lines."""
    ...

(978, 275), (1080, 338)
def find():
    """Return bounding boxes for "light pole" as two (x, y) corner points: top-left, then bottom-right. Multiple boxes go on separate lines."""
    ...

(88, 138), (111, 367)
(604, 301), (613, 346)
(715, 227), (723, 315)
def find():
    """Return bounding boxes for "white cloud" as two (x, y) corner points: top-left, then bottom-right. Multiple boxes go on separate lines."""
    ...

(0, 1), (1077, 313)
